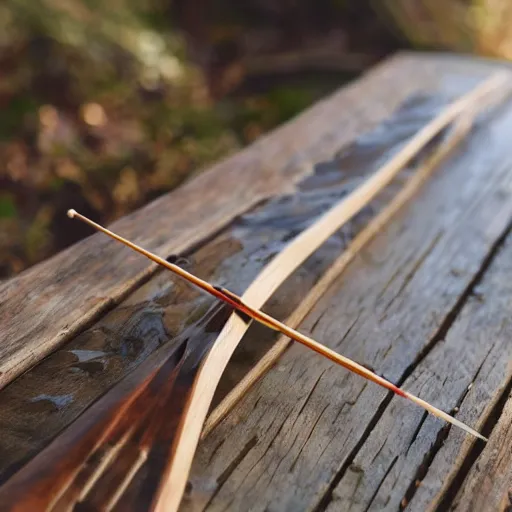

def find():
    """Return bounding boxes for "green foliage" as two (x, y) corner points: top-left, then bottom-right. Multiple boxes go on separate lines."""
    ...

(0, 195), (17, 219)
(0, 0), (385, 277)
(0, 96), (38, 140)
(267, 87), (315, 124)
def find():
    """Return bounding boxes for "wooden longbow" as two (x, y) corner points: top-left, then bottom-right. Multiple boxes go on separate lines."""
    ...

(152, 72), (509, 512)
(0, 71), (508, 512)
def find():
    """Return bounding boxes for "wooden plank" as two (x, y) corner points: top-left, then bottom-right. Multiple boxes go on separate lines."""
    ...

(0, 52), (444, 390)
(0, 53), (509, 508)
(156, 76), (506, 512)
(327, 233), (512, 512)
(450, 393), (512, 512)
(1, 81), (502, 510)
(1, 80), (501, 510)
(183, 86), (512, 511)
(0, 75), (455, 484)
(401, 239), (512, 512)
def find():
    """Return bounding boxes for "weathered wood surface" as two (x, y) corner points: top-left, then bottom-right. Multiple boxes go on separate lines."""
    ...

(182, 77), (512, 510)
(327, 234), (512, 512)
(451, 391), (512, 512)
(0, 63), (451, 484)
(0, 52), (449, 390)
(1, 53), (511, 511)
(154, 77), (508, 512)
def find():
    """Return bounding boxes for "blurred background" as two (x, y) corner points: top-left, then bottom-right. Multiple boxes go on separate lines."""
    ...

(1, 0), (511, 278)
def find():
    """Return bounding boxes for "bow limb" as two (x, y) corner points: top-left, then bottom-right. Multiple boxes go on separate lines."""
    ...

(153, 72), (509, 512)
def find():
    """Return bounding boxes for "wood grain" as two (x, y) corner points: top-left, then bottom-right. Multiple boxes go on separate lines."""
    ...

(401, 236), (512, 512)
(0, 53), (442, 390)
(155, 71), (508, 512)
(0, 86), (441, 484)
(451, 393), (512, 512)
(202, 92), (481, 438)
(0, 53), (492, 480)
(183, 86), (512, 512)
(1, 54), (512, 511)
(1, 69), (495, 512)
(328, 232), (512, 512)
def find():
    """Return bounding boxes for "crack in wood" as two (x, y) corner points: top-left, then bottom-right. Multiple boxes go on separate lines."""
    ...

(310, 214), (512, 512)
(456, 342), (496, 408)
(295, 369), (328, 421)
(399, 423), (453, 511)
(406, 411), (429, 456)
(311, 391), (395, 512)
(433, 377), (512, 511)
(252, 396), (262, 413)
(370, 437), (388, 468)
(397, 230), (512, 509)
(208, 439), (226, 466)
(221, 412), (292, 503)
(334, 311), (362, 350)
(310, 310), (329, 334)
(396, 218), (512, 392)
(206, 435), (258, 507)
(290, 403), (331, 473)
(331, 383), (368, 427)
(381, 229), (444, 318)
(376, 265), (404, 303)
(366, 455), (399, 512)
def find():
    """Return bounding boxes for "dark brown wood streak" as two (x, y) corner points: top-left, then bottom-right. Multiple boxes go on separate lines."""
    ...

(0, 57), (511, 512)
(0, 303), (230, 511)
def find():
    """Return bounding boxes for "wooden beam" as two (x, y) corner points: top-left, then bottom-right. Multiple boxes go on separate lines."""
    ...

(0, 53), (438, 390)
(449, 394), (512, 512)
(0, 54), (511, 512)
(184, 81), (512, 511)
(156, 74), (505, 512)
(0, 54), (462, 484)
(328, 231), (512, 512)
